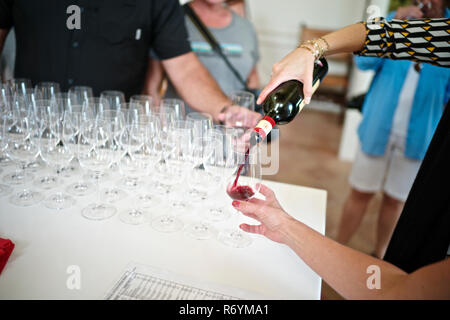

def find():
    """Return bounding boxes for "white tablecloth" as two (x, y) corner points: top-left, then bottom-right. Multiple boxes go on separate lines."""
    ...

(0, 166), (326, 300)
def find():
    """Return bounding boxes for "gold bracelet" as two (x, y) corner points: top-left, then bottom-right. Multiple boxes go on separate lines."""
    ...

(319, 37), (330, 53)
(298, 44), (317, 58)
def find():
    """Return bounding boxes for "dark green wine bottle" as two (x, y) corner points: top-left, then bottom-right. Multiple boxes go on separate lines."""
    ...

(250, 58), (328, 145)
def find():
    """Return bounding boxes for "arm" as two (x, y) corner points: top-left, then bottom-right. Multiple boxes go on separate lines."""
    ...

(234, 185), (450, 300)
(142, 57), (165, 106)
(257, 17), (450, 104)
(246, 66), (260, 90)
(162, 52), (230, 122)
(0, 28), (9, 55)
(162, 51), (261, 126)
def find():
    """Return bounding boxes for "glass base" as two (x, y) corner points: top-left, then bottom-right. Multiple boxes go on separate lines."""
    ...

(43, 193), (76, 210)
(66, 181), (93, 197)
(151, 215), (183, 233)
(33, 175), (59, 190)
(0, 184), (12, 197)
(120, 177), (140, 189)
(81, 203), (117, 220)
(135, 193), (158, 208)
(218, 229), (252, 248)
(59, 165), (78, 178)
(149, 181), (173, 196)
(9, 189), (44, 207)
(26, 160), (45, 173)
(83, 171), (109, 183)
(119, 208), (148, 225)
(204, 207), (230, 222)
(3, 170), (34, 185)
(0, 156), (12, 167)
(101, 188), (127, 203)
(185, 222), (214, 240)
(187, 188), (208, 202)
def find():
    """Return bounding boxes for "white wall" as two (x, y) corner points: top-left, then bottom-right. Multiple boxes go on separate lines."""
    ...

(246, 0), (369, 85)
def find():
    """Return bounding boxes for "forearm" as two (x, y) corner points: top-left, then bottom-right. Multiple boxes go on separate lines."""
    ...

(142, 58), (164, 105)
(247, 66), (260, 90)
(281, 217), (407, 299)
(322, 23), (366, 56)
(163, 52), (231, 122)
(0, 28), (10, 55)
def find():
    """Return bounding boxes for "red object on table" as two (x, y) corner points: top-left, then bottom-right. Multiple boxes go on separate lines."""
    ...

(0, 238), (15, 275)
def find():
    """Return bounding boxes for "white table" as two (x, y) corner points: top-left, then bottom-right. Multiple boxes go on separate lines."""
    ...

(0, 168), (326, 300)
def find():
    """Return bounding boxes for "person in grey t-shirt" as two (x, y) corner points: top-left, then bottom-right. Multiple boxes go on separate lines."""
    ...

(145, 0), (260, 113)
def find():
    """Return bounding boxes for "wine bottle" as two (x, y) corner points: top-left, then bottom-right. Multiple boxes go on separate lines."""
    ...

(250, 57), (328, 145)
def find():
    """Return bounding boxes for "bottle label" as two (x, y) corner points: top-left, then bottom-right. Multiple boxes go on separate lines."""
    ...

(253, 116), (275, 140)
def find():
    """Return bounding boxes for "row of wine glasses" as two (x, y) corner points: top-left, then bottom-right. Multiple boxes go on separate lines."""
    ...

(0, 79), (262, 248)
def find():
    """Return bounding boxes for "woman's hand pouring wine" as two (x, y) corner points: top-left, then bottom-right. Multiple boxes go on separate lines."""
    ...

(256, 48), (316, 106)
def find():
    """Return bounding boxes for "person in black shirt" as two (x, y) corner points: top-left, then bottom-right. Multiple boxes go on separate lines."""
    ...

(0, 0), (260, 126)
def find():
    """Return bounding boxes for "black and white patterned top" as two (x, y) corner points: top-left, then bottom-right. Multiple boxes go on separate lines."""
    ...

(356, 17), (450, 68)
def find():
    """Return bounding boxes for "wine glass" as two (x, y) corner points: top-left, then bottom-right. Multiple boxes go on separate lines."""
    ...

(118, 119), (155, 225)
(6, 107), (44, 206)
(0, 93), (13, 167)
(64, 107), (95, 197)
(160, 98), (185, 120)
(129, 95), (154, 115)
(83, 97), (110, 117)
(100, 90), (125, 111)
(3, 102), (36, 185)
(38, 109), (76, 210)
(35, 82), (60, 100)
(226, 90), (255, 129)
(119, 106), (146, 189)
(184, 134), (224, 240)
(0, 114), (12, 196)
(97, 109), (127, 202)
(7, 78), (32, 99)
(201, 126), (243, 222)
(78, 118), (117, 220)
(149, 109), (176, 196)
(218, 144), (262, 248)
(68, 86), (94, 107)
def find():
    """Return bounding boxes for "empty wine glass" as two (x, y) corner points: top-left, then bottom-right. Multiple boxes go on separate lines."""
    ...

(97, 109), (127, 202)
(35, 82), (61, 100)
(78, 118), (117, 220)
(3, 103), (36, 185)
(64, 108), (94, 197)
(8, 78), (32, 99)
(129, 94), (154, 115)
(0, 114), (12, 196)
(184, 135), (224, 240)
(100, 90), (125, 111)
(160, 98), (186, 120)
(118, 119), (156, 225)
(218, 144), (262, 248)
(201, 126), (243, 222)
(0, 93), (12, 167)
(39, 109), (76, 210)
(6, 107), (44, 206)
(68, 86), (94, 106)
(149, 109), (176, 196)
(83, 97), (110, 117)
(226, 90), (255, 129)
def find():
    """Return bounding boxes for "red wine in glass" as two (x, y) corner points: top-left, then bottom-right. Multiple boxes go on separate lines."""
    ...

(226, 149), (255, 201)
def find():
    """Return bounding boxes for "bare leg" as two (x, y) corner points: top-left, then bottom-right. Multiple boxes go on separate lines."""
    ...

(374, 193), (404, 259)
(336, 188), (375, 244)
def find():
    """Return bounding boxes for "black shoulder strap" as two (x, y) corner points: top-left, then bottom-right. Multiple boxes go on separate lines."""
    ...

(183, 4), (249, 91)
